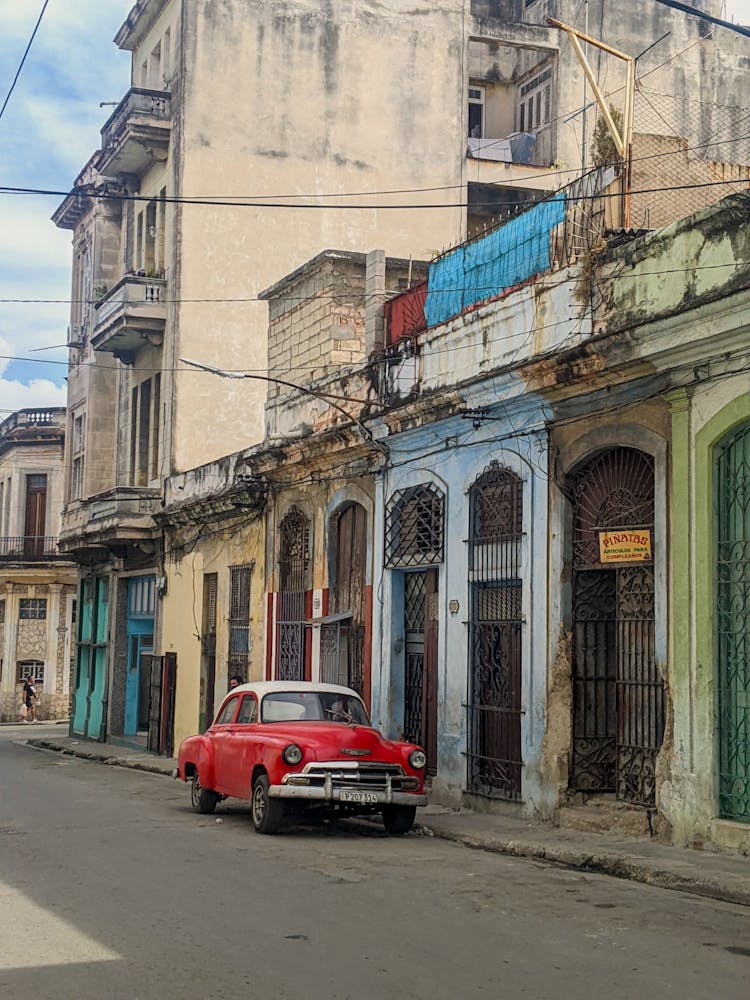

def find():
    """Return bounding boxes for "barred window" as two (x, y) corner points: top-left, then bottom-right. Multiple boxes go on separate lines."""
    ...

(17, 660), (45, 684)
(385, 484), (445, 568)
(19, 598), (47, 620)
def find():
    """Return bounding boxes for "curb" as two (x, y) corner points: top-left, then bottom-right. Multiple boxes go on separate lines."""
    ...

(27, 739), (174, 778)
(421, 824), (750, 909)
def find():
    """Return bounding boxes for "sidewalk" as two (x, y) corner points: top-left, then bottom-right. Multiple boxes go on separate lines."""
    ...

(27, 733), (750, 908)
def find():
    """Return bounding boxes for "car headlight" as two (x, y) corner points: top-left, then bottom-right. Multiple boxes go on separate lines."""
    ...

(282, 744), (303, 765)
(409, 749), (427, 770)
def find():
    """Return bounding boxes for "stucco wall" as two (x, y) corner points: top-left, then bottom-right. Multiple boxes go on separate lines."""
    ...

(163, 517), (266, 748)
(171, 0), (467, 472)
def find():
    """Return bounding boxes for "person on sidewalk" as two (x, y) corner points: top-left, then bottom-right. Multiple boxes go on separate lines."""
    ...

(22, 676), (38, 723)
(228, 675), (243, 691)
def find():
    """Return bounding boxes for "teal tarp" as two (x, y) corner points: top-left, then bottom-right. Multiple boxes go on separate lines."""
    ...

(424, 194), (566, 328)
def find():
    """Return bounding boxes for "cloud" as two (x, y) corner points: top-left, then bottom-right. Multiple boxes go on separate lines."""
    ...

(0, 1), (130, 405)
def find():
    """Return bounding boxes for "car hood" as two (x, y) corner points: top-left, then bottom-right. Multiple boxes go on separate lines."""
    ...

(262, 722), (399, 762)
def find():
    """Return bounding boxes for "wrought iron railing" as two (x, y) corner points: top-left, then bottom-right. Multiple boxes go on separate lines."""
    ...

(0, 536), (66, 561)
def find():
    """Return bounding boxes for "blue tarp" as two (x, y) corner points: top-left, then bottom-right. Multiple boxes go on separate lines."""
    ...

(424, 194), (566, 328)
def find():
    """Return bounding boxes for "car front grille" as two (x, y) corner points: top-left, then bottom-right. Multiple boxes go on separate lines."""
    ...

(284, 761), (419, 791)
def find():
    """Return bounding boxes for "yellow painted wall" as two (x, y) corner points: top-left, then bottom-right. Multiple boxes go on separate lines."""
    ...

(162, 516), (266, 748)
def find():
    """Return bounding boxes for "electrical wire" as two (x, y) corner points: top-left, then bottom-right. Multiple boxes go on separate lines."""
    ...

(0, 0), (51, 126)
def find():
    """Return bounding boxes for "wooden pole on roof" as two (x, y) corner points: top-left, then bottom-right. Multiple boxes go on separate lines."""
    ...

(547, 18), (635, 228)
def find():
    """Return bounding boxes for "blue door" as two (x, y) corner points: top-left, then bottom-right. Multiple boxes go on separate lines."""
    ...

(124, 576), (155, 737)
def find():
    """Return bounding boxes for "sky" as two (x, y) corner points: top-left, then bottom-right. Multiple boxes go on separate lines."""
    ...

(0, 0), (748, 416)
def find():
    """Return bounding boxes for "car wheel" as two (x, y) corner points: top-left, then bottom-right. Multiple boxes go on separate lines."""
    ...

(251, 774), (284, 834)
(382, 805), (416, 835)
(190, 772), (219, 814)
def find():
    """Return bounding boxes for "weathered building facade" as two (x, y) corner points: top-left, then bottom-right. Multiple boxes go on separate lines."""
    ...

(51, 0), (748, 790)
(0, 409), (77, 721)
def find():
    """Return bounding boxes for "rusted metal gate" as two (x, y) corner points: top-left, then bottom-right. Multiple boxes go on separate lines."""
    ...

(467, 464), (523, 800)
(324, 503), (367, 695)
(277, 507), (310, 681)
(716, 421), (750, 822)
(146, 651), (177, 757)
(571, 447), (664, 806)
(403, 570), (438, 775)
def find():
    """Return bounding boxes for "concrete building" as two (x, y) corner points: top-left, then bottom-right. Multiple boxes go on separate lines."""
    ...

(0, 409), (77, 721)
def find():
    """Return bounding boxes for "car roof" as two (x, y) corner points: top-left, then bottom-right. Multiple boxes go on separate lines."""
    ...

(224, 680), (362, 700)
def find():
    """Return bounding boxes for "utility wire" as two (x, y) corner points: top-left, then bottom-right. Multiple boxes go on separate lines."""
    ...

(0, 0), (51, 126)
(651, 0), (750, 38)
(1, 174), (748, 211)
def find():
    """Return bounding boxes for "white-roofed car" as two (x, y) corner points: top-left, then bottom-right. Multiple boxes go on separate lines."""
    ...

(175, 681), (428, 835)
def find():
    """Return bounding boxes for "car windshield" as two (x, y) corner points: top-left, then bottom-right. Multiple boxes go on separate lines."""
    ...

(261, 690), (370, 725)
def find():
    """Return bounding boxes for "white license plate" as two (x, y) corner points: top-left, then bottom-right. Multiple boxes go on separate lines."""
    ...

(340, 789), (378, 804)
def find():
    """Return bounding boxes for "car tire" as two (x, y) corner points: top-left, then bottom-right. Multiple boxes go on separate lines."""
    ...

(251, 774), (284, 834)
(191, 772), (219, 814)
(381, 805), (417, 835)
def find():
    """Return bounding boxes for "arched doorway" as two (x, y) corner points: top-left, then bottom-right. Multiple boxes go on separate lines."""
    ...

(467, 463), (524, 800)
(716, 421), (750, 822)
(323, 502), (367, 696)
(570, 447), (664, 806)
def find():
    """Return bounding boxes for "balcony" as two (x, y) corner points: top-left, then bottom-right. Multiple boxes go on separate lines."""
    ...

(92, 275), (167, 364)
(99, 87), (171, 176)
(59, 488), (161, 557)
(0, 536), (70, 563)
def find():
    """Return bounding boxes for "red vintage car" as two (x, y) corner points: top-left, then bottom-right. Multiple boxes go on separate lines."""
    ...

(175, 681), (428, 835)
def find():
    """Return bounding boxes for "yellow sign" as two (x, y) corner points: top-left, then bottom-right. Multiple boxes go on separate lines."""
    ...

(599, 529), (652, 564)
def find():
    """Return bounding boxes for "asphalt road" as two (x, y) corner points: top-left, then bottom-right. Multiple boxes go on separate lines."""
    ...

(1, 726), (749, 1000)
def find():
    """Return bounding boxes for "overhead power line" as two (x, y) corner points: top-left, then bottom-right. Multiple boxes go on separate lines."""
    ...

(1, 175), (748, 211)
(651, 0), (750, 38)
(0, 0), (52, 126)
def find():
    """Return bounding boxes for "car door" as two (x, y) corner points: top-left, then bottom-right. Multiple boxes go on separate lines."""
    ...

(210, 695), (241, 796)
(231, 694), (260, 799)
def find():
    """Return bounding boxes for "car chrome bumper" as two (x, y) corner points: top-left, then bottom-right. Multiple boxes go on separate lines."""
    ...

(268, 784), (427, 807)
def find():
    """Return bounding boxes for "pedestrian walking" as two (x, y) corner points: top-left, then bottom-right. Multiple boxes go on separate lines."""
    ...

(22, 675), (38, 723)
(228, 675), (243, 691)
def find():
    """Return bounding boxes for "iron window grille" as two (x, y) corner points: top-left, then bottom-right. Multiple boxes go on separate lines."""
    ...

(19, 598), (47, 620)
(385, 484), (445, 568)
(17, 659), (45, 684)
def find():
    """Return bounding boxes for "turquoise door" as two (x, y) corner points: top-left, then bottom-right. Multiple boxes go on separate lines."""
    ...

(124, 576), (156, 737)
(72, 576), (109, 739)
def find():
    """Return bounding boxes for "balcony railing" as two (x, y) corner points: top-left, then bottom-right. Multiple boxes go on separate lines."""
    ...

(99, 87), (172, 175)
(0, 536), (67, 561)
(92, 276), (167, 362)
(0, 408), (65, 439)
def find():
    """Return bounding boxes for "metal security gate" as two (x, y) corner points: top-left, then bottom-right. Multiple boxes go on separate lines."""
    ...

(716, 421), (750, 822)
(571, 447), (664, 806)
(277, 507), (310, 681)
(467, 464), (523, 800)
(403, 570), (438, 774)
